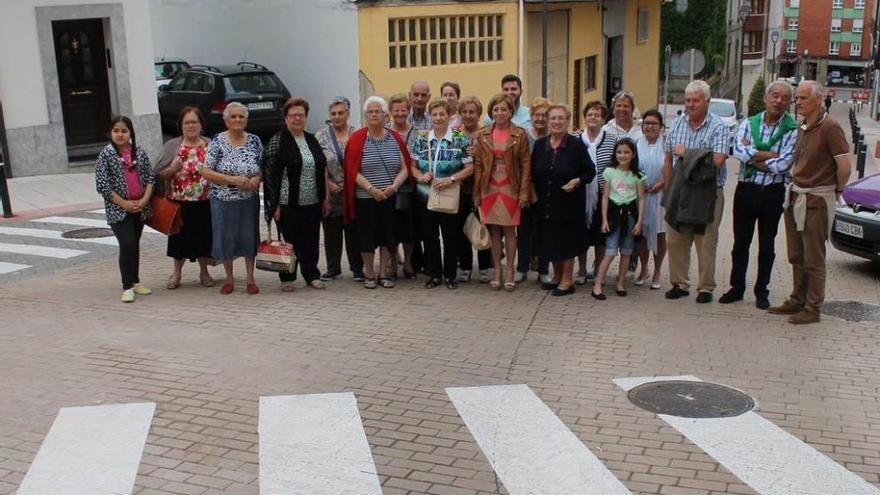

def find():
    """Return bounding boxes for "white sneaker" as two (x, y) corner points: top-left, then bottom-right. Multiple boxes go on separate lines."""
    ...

(121, 289), (135, 303)
(574, 274), (587, 285)
(514, 271), (527, 282)
(132, 284), (152, 295)
(539, 273), (553, 284)
(479, 269), (491, 283)
(458, 270), (472, 282)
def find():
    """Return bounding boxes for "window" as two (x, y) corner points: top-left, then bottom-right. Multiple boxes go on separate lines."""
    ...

(387, 15), (504, 69)
(790, 0), (799, 6)
(184, 73), (214, 93)
(851, 42), (862, 56)
(853, 19), (864, 33)
(584, 55), (597, 91)
(788, 18), (798, 31)
(832, 0), (843, 7)
(167, 74), (188, 91)
(831, 18), (842, 33)
(856, 0), (866, 8)
(786, 39), (797, 53)
(637, 8), (650, 43)
(829, 41), (840, 55)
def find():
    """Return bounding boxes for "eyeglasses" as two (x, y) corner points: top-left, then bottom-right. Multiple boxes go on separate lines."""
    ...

(286, 114), (307, 119)
(365, 110), (385, 115)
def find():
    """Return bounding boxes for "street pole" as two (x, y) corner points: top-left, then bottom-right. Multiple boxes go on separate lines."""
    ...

(541, 0), (548, 98)
(664, 45), (672, 121)
(737, 2), (751, 115)
(0, 99), (12, 218)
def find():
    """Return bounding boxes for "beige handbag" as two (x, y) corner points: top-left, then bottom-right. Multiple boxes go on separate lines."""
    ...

(426, 140), (460, 214)
(463, 208), (491, 250)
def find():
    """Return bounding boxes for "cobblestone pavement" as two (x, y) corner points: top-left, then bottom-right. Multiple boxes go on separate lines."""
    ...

(1, 105), (880, 494)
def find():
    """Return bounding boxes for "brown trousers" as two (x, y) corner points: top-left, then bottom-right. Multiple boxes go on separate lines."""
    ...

(783, 194), (829, 314)
(667, 188), (725, 293)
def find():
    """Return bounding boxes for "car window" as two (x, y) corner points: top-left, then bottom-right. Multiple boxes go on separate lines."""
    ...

(167, 73), (188, 91)
(709, 101), (735, 118)
(184, 73), (214, 92)
(154, 64), (165, 80)
(224, 74), (284, 94)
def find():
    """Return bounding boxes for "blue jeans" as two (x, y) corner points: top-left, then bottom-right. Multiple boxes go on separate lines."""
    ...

(605, 213), (635, 256)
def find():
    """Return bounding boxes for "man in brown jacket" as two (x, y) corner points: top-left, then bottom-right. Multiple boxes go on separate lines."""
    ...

(769, 81), (851, 324)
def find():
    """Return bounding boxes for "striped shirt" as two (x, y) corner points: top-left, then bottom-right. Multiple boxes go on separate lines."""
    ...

(407, 111), (431, 132)
(603, 119), (643, 143)
(357, 132), (402, 199)
(731, 113), (796, 186)
(666, 112), (730, 187)
(576, 129), (616, 190)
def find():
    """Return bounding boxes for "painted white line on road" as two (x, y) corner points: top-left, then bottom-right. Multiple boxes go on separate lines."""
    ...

(33, 216), (161, 234)
(0, 226), (117, 246)
(0, 242), (87, 259)
(86, 209), (106, 215)
(17, 402), (155, 495)
(614, 376), (880, 495)
(259, 393), (383, 495)
(446, 384), (632, 495)
(0, 261), (30, 274)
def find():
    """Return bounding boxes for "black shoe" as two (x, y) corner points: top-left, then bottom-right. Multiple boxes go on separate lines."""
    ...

(616, 288), (628, 297)
(755, 295), (770, 310)
(424, 277), (441, 289)
(541, 281), (560, 290)
(665, 286), (690, 299)
(718, 289), (744, 304)
(320, 270), (342, 281)
(445, 279), (458, 290)
(591, 290), (606, 301)
(695, 292), (713, 304)
(352, 271), (366, 282)
(551, 286), (576, 297)
(404, 269), (417, 280)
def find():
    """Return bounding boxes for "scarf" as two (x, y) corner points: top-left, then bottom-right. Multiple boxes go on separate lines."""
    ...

(744, 112), (798, 179)
(581, 129), (604, 225)
(637, 137), (665, 252)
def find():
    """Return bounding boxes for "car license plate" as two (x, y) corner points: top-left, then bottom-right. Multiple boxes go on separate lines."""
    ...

(835, 219), (864, 239)
(247, 102), (273, 111)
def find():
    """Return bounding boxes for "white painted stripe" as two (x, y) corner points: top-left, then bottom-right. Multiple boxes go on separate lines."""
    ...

(16, 402), (155, 495)
(0, 261), (30, 274)
(259, 393), (383, 495)
(0, 226), (117, 246)
(446, 384), (632, 495)
(87, 209), (106, 215)
(614, 376), (880, 495)
(0, 242), (87, 259)
(33, 216), (161, 234)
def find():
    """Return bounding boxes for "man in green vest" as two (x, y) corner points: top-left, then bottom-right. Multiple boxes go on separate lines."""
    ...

(720, 80), (798, 310)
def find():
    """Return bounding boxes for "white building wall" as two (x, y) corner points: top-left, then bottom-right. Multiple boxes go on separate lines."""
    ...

(149, 0), (361, 128)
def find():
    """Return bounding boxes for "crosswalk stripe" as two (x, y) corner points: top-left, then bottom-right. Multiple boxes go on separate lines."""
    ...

(32, 216), (161, 234)
(0, 242), (88, 259)
(0, 261), (30, 274)
(259, 393), (383, 495)
(16, 402), (155, 495)
(446, 384), (633, 495)
(86, 209), (106, 215)
(614, 375), (880, 495)
(0, 226), (117, 246)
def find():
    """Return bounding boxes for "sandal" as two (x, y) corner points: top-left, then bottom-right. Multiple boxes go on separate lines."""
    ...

(200, 275), (215, 287)
(364, 278), (378, 289)
(379, 277), (395, 289)
(504, 281), (516, 292)
(489, 280), (501, 291)
(166, 276), (181, 290)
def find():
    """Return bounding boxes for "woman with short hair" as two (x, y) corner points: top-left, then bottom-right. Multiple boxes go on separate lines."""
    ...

(634, 109), (667, 289)
(388, 92), (417, 279)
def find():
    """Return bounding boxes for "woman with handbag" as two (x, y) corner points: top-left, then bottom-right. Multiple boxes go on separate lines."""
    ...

(343, 96), (410, 289)
(262, 97), (332, 292)
(531, 105), (596, 297)
(456, 96), (492, 283)
(200, 102), (263, 295)
(154, 106), (214, 290)
(95, 115), (155, 303)
(472, 94), (532, 291)
(388, 93), (418, 279)
(410, 98), (473, 289)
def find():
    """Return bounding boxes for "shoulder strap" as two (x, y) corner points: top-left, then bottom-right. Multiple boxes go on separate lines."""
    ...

(327, 125), (344, 163)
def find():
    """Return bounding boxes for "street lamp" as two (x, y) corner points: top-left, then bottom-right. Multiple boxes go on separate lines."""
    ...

(737, 1), (752, 115)
(769, 29), (780, 82)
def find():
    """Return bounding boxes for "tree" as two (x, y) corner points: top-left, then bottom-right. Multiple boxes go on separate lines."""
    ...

(747, 77), (766, 117)
(660, 0), (727, 76)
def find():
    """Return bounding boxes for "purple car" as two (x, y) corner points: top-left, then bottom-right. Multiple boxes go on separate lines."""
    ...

(832, 173), (880, 261)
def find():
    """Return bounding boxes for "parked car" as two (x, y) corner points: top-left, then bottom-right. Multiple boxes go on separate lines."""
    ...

(154, 57), (190, 89)
(157, 62), (291, 139)
(709, 98), (739, 152)
(831, 173), (880, 262)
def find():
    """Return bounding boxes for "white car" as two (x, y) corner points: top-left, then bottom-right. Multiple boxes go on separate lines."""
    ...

(154, 58), (190, 89)
(709, 98), (739, 151)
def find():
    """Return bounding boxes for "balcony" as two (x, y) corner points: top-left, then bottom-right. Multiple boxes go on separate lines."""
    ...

(744, 13), (766, 32)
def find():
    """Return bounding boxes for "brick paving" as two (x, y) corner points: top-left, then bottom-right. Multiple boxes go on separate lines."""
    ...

(1, 105), (880, 494)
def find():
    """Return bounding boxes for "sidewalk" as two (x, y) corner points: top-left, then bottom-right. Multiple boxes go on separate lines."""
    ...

(2, 170), (100, 220)
(853, 103), (880, 176)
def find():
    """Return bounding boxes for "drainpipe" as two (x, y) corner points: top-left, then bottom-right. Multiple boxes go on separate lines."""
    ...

(519, 0), (524, 80)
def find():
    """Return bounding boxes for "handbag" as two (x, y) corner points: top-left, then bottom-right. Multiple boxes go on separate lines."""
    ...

(145, 195), (182, 235)
(426, 139), (460, 214)
(463, 208), (491, 250)
(256, 221), (297, 273)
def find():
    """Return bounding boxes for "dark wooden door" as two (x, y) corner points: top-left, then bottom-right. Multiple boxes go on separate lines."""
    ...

(52, 18), (112, 148)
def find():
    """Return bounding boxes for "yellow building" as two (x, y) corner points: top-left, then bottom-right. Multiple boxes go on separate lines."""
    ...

(357, 0), (662, 127)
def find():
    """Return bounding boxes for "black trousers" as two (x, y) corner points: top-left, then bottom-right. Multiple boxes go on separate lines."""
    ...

(729, 181), (785, 297)
(111, 213), (144, 290)
(419, 197), (461, 280)
(517, 205), (550, 275)
(322, 214), (363, 274)
(279, 203), (322, 283)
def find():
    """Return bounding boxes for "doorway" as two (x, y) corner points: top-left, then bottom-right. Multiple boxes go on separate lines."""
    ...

(527, 10), (570, 105)
(52, 18), (112, 156)
(605, 35), (624, 108)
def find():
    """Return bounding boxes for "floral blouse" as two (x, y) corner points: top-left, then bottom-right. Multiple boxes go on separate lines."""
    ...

(205, 132), (263, 201)
(168, 144), (209, 201)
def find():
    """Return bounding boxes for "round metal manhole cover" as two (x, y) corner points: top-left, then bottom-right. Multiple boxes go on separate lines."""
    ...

(822, 301), (880, 322)
(627, 381), (755, 418)
(61, 228), (113, 239)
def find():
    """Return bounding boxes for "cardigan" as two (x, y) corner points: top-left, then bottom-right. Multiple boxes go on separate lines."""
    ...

(531, 134), (596, 224)
(471, 124), (532, 204)
(95, 143), (155, 225)
(342, 127), (411, 223)
(262, 129), (327, 221)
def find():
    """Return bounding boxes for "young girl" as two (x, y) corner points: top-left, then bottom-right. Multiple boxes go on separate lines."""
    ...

(591, 138), (645, 300)
(95, 116), (155, 302)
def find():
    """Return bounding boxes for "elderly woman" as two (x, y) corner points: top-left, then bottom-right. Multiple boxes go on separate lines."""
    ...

(473, 93), (532, 291)
(388, 92), (417, 278)
(200, 102), (263, 295)
(315, 96), (364, 282)
(440, 81), (462, 128)
(634, 109), (667, 289)
(516, 97), (552, 284)
(263, 97), (331, 292)
(343, 96), (410, 289)
(154, 106), (213, 290)
(575, 101), (617, 285)
(456, 95), (491, 283)
(411, 98), (473, 289)
(531, 105), (596, 296)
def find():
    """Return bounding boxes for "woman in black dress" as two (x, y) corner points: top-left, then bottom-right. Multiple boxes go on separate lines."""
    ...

(530, 104), (596, 296)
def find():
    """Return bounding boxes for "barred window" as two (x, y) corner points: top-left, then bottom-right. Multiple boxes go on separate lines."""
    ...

(388, 15), (504, 69)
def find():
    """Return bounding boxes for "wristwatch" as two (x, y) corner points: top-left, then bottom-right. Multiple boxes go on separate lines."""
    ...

(450, 175), (457, 183)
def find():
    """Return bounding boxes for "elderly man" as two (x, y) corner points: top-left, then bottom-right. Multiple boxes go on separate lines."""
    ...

(407, 81), (432, 134)
(769, 81), (851, 324)
(603, 91), (642, 141)
(483, 74), (532, 128)
(720, 80), (798, 310)
(663, 80), (730, 303)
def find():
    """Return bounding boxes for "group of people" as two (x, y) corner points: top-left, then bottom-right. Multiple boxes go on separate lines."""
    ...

(96, 73), (850, 324)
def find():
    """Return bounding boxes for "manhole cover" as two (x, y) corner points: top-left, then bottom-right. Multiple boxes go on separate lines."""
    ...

(61, 228), (113, 239)
(627, 381), (755, 418)
(822, 301), (880, 322)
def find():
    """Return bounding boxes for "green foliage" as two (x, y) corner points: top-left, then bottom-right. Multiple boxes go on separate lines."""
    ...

(747, 77), (766, 117)
(661, 0), (728, 76)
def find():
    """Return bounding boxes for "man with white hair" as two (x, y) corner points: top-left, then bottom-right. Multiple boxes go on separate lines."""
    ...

(720, 80), (797, 310)
(769, 80), (851, 324)
(603, 91), (642, 142)
(663, 79), (730, 303)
